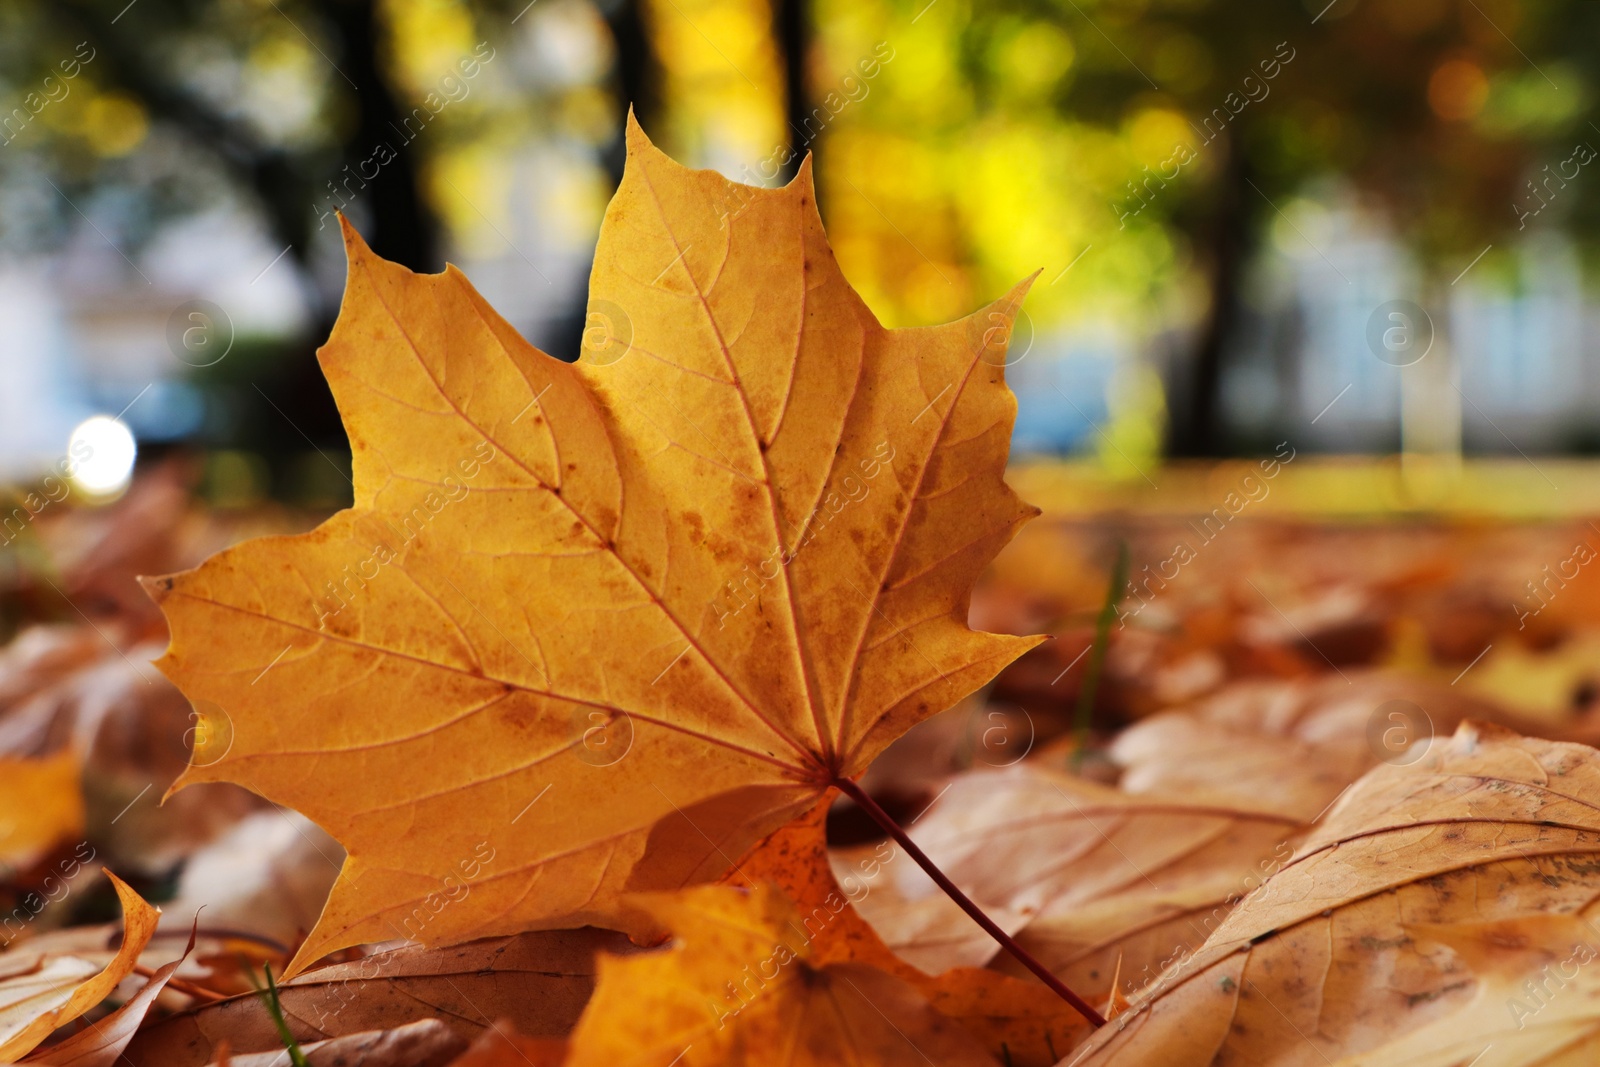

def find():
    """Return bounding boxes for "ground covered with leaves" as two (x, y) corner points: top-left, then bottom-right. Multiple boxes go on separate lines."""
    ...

(5, 124), (1600, 1066)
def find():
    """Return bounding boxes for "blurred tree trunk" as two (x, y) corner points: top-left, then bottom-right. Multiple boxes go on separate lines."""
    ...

(325, 0), (440, 274)
(775, 0), (809, 185)
(1169, 126), (1253, 458)
(59, 0), (439, 280)
(560, 0), (665, 365)
(52, 1), (317, 270)
(602, 0), (663, 189)
(256, 0), (443, 455)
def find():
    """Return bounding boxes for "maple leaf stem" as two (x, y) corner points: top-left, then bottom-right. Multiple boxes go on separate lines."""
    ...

(831, 776), (1107, 1028)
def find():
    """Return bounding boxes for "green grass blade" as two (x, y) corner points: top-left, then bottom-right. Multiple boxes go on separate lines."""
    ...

(1071, 540), (1129, 768)
(255, 963), (310, 1067)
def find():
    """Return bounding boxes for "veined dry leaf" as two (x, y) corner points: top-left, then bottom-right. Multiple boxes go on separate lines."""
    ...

(145, 115), (1038, 973)
(728, 800), (1086, 1067)
(1326, 913), (1600, 1066)
(0, 872), (157, 1061)
(122, 928), (628, 1067)
(0, 750), (83, 871)
(566, 884), (999, 1066)
(1073, 722), (1600, 1066)
(836, 765), (1302, 1006)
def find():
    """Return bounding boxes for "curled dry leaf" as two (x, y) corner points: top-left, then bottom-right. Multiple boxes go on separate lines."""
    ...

(22, 926), (198, 1067)
(0, 872), (157, 1061)
(1073, 721), (1600, 1066)
(566, 884), (999, 1066)
(730, 799), (1087, 1067)
(144, 115), (1039, 974)
(121, 928), (629, 1067)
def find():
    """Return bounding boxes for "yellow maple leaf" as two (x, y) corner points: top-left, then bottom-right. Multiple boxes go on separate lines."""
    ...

(145, 117), (1039, 973)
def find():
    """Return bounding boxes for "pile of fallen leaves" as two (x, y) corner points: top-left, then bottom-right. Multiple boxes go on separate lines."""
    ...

(5, 122), (1600, 1066)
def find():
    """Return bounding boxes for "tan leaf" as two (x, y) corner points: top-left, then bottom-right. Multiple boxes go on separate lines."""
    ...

(837, 765), (1302, 1007)
(122, 929), (627, 1067)
(1073, 722), (1600, 1066)
(1110, 671), (1529, 820)
(197, 1018), (465, 1067)
(157, 809), (343, 950)
(1327, 913), (1600, 1066)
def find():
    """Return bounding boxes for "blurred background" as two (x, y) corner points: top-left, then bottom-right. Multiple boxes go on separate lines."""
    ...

(8, 0), (1600, 507)
(11, 0), (1600, 1001)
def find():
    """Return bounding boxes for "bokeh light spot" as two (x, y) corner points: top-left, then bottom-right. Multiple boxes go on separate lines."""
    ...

(67, 416), (137, 497)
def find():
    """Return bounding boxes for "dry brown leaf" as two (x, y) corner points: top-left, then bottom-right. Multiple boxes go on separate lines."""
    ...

(566, 884), (999, 1066)
(32, 463), (196, 629)
(197, 1018), (465, 1067)
(0, 623), (264, 875)
(1072, 721), (1600, 1066)
(145, 115), (1038, 974)
(0, 872), (157, 1061)
(0, 628), (102, 712)
(121, 928), (627, 1067)
(836, 765), (1303, 1007)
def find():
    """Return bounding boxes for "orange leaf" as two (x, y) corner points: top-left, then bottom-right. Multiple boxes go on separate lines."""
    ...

(567, 884), (999, 1066)
(0, 751), (83, 871)
(726, 800), (1088, 1066)
(447, 1020), (567, 1067)
(145, 116), (1039, 973)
